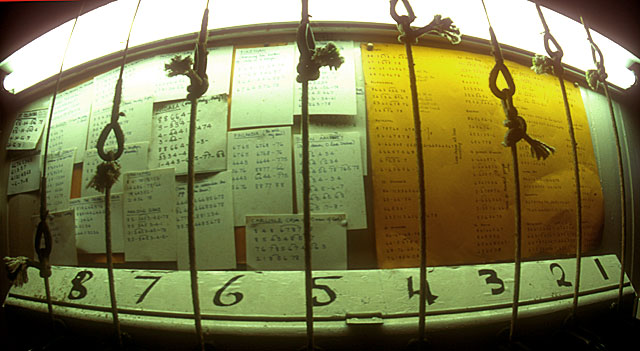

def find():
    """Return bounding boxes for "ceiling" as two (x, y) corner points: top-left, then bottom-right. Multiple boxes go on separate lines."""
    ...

(0, 0), (639, 63)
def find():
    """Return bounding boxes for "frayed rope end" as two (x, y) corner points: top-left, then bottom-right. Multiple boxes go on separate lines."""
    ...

(3, 256), (30, 287)
(87, 161), (121, 193)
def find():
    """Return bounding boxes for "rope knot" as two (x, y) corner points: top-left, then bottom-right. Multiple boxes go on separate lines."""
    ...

(424, 15), (461, 45)
(531, 54), (554, 75)
(500, 102), (555, 160)
(585, 68), (608, 90)
(395, 15), (461, 45)
(165, 55), (209, 101)
(87, 158), (121, 193)
(297, 42), (344, 83)
(502, 116), (527, 147)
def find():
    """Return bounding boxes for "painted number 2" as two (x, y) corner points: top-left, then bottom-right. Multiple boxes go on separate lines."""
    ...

(550, 263), (572, 287)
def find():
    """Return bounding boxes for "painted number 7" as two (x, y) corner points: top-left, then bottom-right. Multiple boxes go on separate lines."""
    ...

(135, 276), (162, 304)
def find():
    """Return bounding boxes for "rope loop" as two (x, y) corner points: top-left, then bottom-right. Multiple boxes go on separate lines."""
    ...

(543, 32), (563, 62)
(536, 4), (564, 63)
(390, 0), (416, 27)
(96, 118), (125, 161)
(589, 41), (606, 75)
(34, 217), (52, 278)
(489, 62), (516, 100)
(581, 16), (608, 89)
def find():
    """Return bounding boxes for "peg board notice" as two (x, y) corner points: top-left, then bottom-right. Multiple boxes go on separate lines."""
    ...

(362, 43), (604, 268)
(6, 255), (629, 320)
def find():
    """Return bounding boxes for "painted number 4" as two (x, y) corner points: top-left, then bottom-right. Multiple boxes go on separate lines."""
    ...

(407, 276), (438, 305)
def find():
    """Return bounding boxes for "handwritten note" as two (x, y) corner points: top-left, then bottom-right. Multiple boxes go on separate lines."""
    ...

(45, 148), (76, 212)
(154, 46), (233, 102)
(245, 214), (347, 270)
(175, 172), (235, 270)
(230, 45), (295, 129)
(92, 58), (158, 109)
(32, 210), (77, 266)
(7, 108), (48, 151)
(361, 43), (604, 268)
(82, 142), (149, 197)
(45, 81), (93, 163)
(150, 94), (228, 175)
(70, 194), (124, 254)
(294, 41), (357, 115)
(309, 45), (368, 174)
(123, 168), (177, 262)
(87, 97), (153, 151)
(8, 155), (40, 195)
(294, 132), (366, 230)
(228, 127), (293, 226)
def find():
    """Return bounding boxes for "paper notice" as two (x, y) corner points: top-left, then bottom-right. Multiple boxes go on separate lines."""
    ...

(230, 45), (295, 129)
(361, 43), (603, 267)
(71, 194), (124, 254)
(245, 214), (347, 270)
(150, 94), (228, 175)
(8, 154), (40, 195)
(175, 172), (236, 270)
(123, 168), (177, 262)
(228, 127), (293, 226)
(294, 132), (366, 229)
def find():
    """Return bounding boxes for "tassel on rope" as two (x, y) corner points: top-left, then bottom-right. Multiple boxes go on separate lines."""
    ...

(87, 154), (121, 193)
(3, 256), (30, 287)
(531, 54), (554, 75)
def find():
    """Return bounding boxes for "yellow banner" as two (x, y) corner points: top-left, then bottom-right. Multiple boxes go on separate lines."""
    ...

(362, 43), (603, 268)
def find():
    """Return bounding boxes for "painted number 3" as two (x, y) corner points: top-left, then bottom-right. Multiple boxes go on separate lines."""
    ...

(478, 269), (505, 295)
